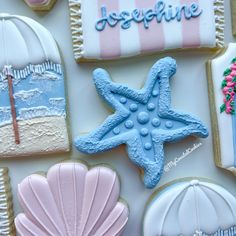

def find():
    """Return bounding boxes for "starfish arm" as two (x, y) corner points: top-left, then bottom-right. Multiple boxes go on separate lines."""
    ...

(93, 57), (176, 104)
(125, 132), (165, 188)
(158, 108), (209, 138)
(75, 129), (138, 154)
(151, 123), (208, 144)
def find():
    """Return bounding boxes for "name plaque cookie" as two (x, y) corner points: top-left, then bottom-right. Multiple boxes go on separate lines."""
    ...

(68, 0), (224, 62)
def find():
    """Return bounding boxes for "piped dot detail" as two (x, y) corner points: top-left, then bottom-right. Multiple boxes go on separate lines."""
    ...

(125, 120), (134, 129)
(129, 103), (138, 112)
(144, 143), (152, 150)
(140, 128), (149, 137)
(165, 121), (173, 129)
(120, 97), (127, 104)
(113, 127), (120, 135)
(137, 112), (150, 124)
(147, 103), (155, 111)
(152, 118), (161, 127)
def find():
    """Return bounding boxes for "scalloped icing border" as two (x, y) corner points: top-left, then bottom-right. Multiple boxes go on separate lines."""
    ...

(0, 168), (15, 236)
(214, 0), (225, 48)
(68, 0), (84, 61)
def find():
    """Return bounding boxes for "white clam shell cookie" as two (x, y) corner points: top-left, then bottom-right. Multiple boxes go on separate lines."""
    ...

(143, 179), (236, 236)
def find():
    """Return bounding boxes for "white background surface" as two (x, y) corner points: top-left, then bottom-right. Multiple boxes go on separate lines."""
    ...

(0, 0), (235, 235)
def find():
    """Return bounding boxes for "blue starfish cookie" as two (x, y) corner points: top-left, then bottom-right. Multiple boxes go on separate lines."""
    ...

(74, 57), (209, 189)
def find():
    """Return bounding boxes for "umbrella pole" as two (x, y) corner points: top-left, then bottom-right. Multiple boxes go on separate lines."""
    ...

(7, 75), (20, 145)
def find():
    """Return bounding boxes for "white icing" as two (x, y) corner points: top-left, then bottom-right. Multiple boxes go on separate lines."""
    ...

(81, 0), (100, 59)
(211, 43), (236, 169)
(143, 179), (236, 236)
(18, 106), (66, 120)
(199, 0), (216, 47)
(14, 88), (43, 104)
(162, 0), (182, 50)
(0, 116), (69, 157)
(0, 13), (61, 70)
(119, 0), (140, 57)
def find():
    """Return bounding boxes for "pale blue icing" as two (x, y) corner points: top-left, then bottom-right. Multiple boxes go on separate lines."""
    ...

(0, 61), (66, 127)
(74, 57), (208, 189)
(95, 1), (202, 31)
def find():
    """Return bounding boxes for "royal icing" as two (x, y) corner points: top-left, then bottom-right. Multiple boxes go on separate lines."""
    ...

(24, 0), (57, 11)
(231, 0), (236, 36)
(208, 43), (236, 175)
(0, 13), (69, 157)
(143, 179), (236, 236)
(74, 57), (208, 189)
(68, 0), (224, 61)
(15, 162), (129, 236)
(0, 168), (15, 235)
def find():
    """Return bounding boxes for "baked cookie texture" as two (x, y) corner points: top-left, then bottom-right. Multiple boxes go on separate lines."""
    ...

(15, 162), (129, 236)
(143, 178), (236, 236)
(75, 57), (208, 189)
(0, 13), (69, 157)
(24, 0), (57, 11)
(68, 0), (224, 62)
(207, 43), (236, 175)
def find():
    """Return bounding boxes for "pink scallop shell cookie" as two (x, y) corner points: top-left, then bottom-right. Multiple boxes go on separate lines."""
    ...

(24, 0), (57, 11)
(15, 162), (129, 236)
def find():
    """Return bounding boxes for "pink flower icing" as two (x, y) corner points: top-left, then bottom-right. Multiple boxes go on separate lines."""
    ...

(15, 162), (129, 236)
(221, 60), (236, 114)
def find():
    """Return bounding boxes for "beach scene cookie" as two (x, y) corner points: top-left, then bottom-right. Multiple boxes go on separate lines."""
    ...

(143, 178), (236, 236)
(68, 0), (224, 62)
(15, 161), (129, 236)
(24, 0), (57, 11)
(0, 13), (69, 157)
(74, 57), (208, 189)
(207, 43), (236, 176)
(0, 168), (15, 236)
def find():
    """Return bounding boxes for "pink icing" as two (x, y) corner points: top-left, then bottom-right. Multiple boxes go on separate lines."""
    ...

(221, 62), (236, 114)
(15, 162), (129, 236)
(135, 0), (165, 53)
(180, 0), (201, 48)
(98, 0), (121, 59)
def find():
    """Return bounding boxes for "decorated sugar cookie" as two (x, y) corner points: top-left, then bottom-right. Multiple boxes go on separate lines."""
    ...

(74, 57), (208, 189)
(68, 0), (224, 62)
(231, 0), (236, 36)
(143, 179), (236, 236)
(207, 43), (236, 175)
(0, 13), (69, 157)
(24, 0), (57, 11)
(15, 162), (129, 236)
(0, 168), (15, 236)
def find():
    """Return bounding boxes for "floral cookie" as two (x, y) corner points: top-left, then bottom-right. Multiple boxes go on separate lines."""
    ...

(75, 57), (208, 189)
(15, 161), (129, 236)
(207, 43), (236, 175)
(24, 0), (57, 11)
(0, 13), (69, 157)
(143, 178), (236, 236)
(68, 0), (224, 62)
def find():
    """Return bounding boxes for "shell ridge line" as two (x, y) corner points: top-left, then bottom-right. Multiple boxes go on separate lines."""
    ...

(87, 171), (117, 235)
(28, 176), (63, 236)
(57, 164), (70, 236)
(80, 168), (100, 236)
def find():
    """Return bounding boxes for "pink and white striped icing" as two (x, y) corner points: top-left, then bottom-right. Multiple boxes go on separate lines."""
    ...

(78, 0), (220, 60)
